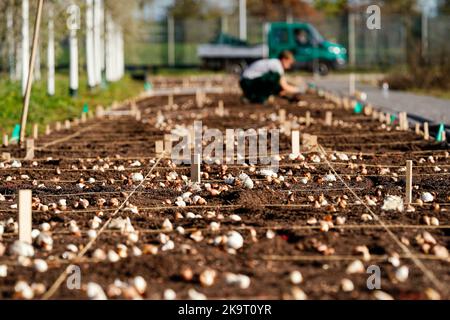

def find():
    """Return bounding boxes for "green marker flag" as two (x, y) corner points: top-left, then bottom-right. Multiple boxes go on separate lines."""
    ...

(391, 115), (396, 124)
(307, 83), (316, 89)
(436, 123), (445, 142)
(11, 124), (20, 142)
(354, 101), (364, 114)
(82, 103), (89, 114)
(144, 82), (153, 91)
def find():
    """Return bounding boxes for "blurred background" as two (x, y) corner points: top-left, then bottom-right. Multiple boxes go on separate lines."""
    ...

(0, 0), (449, 134)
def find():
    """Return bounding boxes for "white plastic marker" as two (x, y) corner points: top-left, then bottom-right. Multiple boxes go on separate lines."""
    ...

(305, 111), (311, 127)
(32, 124), (39, 139)
(45, 125), (51, 136)
(25, 139), (34, 160)
(155, 140), (164, 157)
(325, 111), (333, 126)
(18, 190), (32, 244)
(424, 122), (429, 140)
(292, 130), (300, 156)
(191, 152), (201, 184)
(2, 134), (9, 147)
(168, 94), (174, 108)
(406, 160), (413, 205)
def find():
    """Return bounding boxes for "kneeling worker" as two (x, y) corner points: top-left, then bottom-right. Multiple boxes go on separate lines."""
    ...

(240, 50), (301, 104)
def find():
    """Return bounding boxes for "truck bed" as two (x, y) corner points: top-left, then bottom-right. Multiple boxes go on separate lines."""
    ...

(198, 44), (268, 59)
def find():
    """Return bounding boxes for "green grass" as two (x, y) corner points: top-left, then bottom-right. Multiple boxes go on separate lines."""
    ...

(0, 74), (144, 136)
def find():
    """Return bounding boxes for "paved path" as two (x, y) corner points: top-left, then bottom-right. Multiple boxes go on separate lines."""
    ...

(307, 76), (450, 126)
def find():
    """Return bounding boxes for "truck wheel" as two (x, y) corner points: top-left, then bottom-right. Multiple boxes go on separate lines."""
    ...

(317, 62), (330, 76)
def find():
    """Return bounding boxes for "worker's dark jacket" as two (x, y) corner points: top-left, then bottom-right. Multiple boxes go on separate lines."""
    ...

(239, 71), (282, 103)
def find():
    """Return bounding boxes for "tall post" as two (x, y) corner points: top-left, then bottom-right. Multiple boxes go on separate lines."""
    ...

(221, 16), (229, 34)
(47, 5), (55, 96)
(348, 12), (356, 67)
(7, 4), (15, 81)
(19, 0), (44, 145)
(105, 13), (114, 82)
(93, 0), (103, 85)
(239, 0), (247, 41)
(422, 11), (428, 61)
(67, 4), (80, 97)
(21, 0), (30, 96)
(168, 15), (175, 67)
(86, 0), (96, 88)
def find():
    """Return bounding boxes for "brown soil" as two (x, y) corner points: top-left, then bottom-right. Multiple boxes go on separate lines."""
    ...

(0, 86), (449, 300)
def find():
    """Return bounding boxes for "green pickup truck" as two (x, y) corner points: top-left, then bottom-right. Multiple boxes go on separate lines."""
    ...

(198, 22), (347, 75)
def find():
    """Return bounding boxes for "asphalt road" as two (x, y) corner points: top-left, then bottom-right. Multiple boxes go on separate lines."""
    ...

(308, 76), (450, 127)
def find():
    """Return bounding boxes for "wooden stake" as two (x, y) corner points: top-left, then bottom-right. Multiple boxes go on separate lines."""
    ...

(2, 153), (11, 161)
(2, 134), (9, 147)
(372, 110), (378, 120)
(385, 113), (391, 125)
(45, 125), (51, 135)
(325, 111), (333, 126)
(292, 130), (300, 156)
(25, 139), (34, 160)
(424, 122), (429, 140)
(18, 190), (32, 244)
(196, 90), (204, 108)
(191, 152), (201, 184)
(415, 123), (421, 135)
(168, 94), (174, 107)
(64, 120), (71, 130)
(406, 160), (413, 205)
(305, 111), (311, 127)
(155, 140), (164, 157)
(217, 100), (225, 117)
(81, 113), (87, 123)
(55, 122), (61, 131)
(164, 134), (173, 154)
(442, 131), (447, 142)
(32, 124), (38, 140)
(95, 105), (104, 118)
(279, 109), (286, 123)
(135, 110), (141, 121)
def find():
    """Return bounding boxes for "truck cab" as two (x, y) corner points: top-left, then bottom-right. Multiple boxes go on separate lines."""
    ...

(268, 22), (347, 75)
(198, 22), (347, 75)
